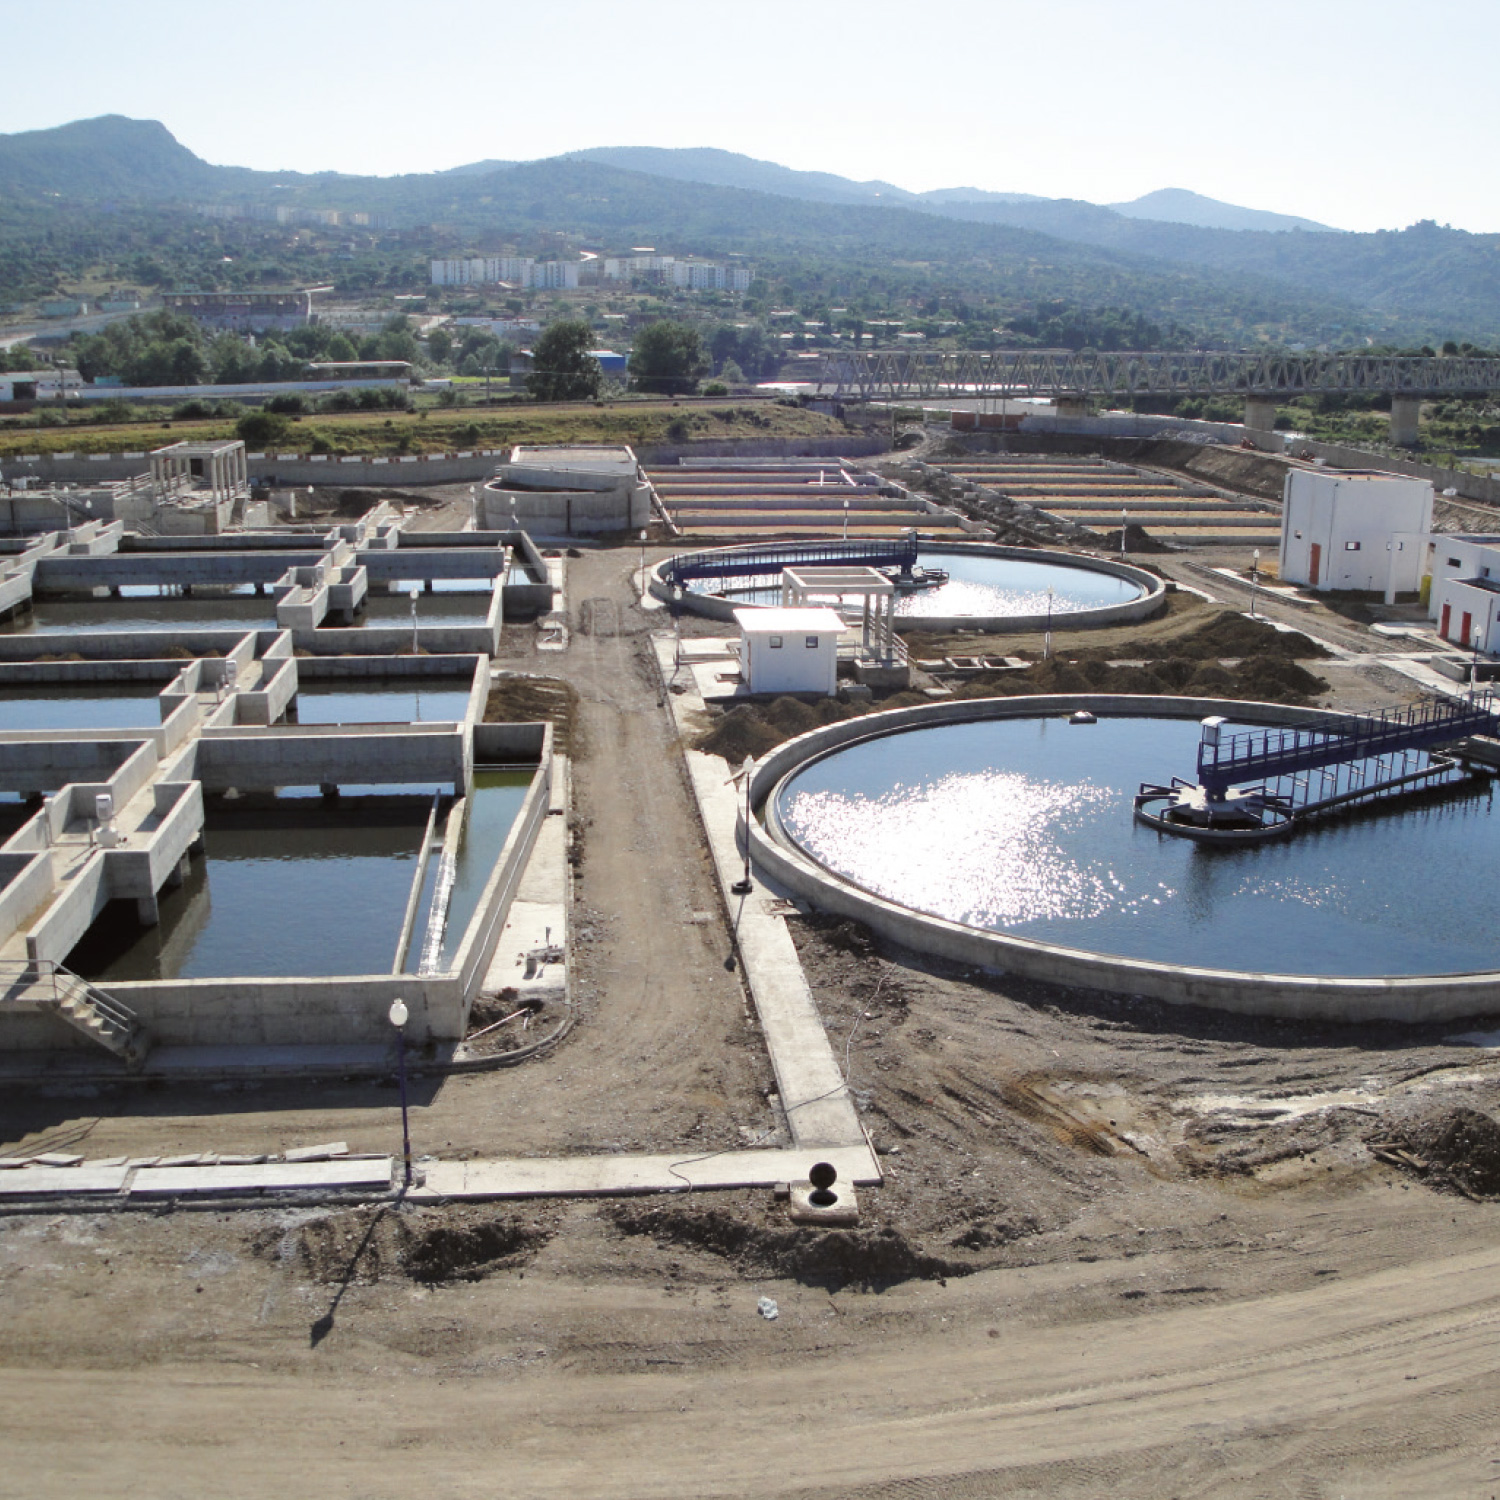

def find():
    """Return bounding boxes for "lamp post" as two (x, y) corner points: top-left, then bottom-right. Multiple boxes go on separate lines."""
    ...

(408, 585), (420, 656)
(1044, 584), (1053, 661)
(842, 496), (849, 541)
(468, 485), (476, 530)
(1120, 507), (1127, 556)
(731, 755), (755, 895)
(1249, 548), (1261, 619)
(388, 997), (413, 1188)
(639, 528), (649, 601)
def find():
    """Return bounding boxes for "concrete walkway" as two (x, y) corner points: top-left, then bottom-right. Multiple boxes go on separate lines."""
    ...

(652, 633), (869, 1154)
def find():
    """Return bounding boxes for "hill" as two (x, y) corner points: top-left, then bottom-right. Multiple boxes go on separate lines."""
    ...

(2, 117), (1498, 343)
(1108, 188), (1337, 233)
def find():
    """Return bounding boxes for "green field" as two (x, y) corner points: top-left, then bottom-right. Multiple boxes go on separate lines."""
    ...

(0, 400), (850, 460)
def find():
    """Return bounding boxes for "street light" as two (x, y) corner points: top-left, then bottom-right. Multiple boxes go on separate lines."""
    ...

(388, 997), (413, 1189)
(1044, 584), (1054, 661)
(731, 755), (755, 895)
(1249, 548), (1261, 619)
(639, 528), (649, 601)
(1121, 507), (1128, 556)
(408, 585), (420, 656)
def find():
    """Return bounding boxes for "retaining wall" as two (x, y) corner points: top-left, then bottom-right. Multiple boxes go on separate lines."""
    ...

(749, 694), (1500, 1024)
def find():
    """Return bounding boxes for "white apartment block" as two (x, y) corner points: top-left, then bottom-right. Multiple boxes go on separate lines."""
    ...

(430, 257), (578, 289)
(602, 256), (751, 291)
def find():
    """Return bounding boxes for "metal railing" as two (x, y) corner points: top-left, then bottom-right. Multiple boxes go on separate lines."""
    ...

(662, 536), (920, 586)
(1197, 695), (1499, 796)
(0, 957), (143, 1052)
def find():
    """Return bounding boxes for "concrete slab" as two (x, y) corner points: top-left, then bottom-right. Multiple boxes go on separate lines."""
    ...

(0, 1165), (130, 1196)
(284, 1142), (349, 1162)
(654, 633), (866, 1151)
(412, 1143), (881, 1200)
(128, 1158), (394, 1196)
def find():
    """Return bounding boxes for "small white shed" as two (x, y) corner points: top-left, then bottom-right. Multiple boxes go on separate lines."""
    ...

(734, 606), (843, 696)
(1279, 469), (1433, 594)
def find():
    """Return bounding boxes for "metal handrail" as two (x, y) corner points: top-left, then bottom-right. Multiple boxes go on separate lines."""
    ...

(0, 957), (139, 1035)
(1198, 695), (1498, 793)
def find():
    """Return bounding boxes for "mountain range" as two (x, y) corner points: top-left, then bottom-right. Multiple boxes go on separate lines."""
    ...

(1, 116), (1497, 343)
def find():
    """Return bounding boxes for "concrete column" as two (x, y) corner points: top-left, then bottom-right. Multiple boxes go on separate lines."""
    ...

(1055, 396), (1090, 418)
(1244, 397), (1278, 432)
(136, 893), (160, 927)
(164, 853), (190, 890)
(1390, 397), (1422, 446)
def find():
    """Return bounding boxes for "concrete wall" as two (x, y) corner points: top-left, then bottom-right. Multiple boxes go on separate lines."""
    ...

(192, 722), (471, 793)
(451, 725), (554, 1021)
(480, 483), (651, 536)
(748, 693), (1500, 1024)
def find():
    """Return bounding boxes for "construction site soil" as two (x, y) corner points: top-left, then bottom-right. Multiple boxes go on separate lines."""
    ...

(5, 538), (1500, 1497)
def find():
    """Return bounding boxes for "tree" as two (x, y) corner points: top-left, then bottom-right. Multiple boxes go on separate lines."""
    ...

(629, 320), (707, 395)
(427, 328), (452, 365)
(527, 319), (601, 402)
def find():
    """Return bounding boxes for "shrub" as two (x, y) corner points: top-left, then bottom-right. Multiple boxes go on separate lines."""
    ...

(266, 393), (307, 415)
(236, 410), (291, 447)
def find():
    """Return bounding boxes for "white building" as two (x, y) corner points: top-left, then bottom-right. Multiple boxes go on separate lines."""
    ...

(1425, 534), (1500, 650)
(1278, 468), (1433, 596)
(430, 256), (539, 287)
(734, 607), (842, 696)
(602, 256), (751, 291)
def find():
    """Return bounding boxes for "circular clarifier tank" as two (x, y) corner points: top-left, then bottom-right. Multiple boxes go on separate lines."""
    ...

(655, 542), (1164, 632)
(756, 699), (1500, 1022)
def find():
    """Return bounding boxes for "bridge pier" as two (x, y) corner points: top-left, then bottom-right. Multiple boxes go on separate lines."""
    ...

(1055, 396), (1091, 418)
(1243, 397), (1279, 433)
(1390, 397), (1422, 447)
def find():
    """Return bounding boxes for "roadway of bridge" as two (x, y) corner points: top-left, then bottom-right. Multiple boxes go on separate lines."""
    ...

(818, 350), (1500, 401)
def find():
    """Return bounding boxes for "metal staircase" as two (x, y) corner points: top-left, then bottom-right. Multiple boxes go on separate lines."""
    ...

(1, 960), (150, 1065)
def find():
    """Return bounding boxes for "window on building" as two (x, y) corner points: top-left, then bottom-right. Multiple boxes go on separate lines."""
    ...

(768, 635), (783, 649)
(805, 636), (819, 648)
(1345, 540), (1361, 551)
(1448, 558), (1462, 568)
(1294, 530), (1302, 539)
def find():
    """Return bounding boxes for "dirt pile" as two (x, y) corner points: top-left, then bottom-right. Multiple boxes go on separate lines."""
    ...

(693, 695), (863, 763)
(255, 1206), (551, 1285)
(1372, 1106), (1500, 1199)
(484, 674), (579, 756)
(951, 653), (1328, 706)
(608, 1204), (966, 1290)
(1096, 524), (1173, 554)
(1136, 611), (1331, 661)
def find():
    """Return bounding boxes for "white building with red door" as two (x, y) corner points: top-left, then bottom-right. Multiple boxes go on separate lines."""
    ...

(1426, 534), (1500, 651)
(1279, 468), (1432, 596)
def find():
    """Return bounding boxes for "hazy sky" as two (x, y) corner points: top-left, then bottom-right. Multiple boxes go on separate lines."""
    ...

(1, 0), (1492, 233)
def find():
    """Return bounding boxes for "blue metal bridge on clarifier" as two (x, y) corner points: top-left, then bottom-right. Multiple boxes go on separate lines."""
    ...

(1196, 695), (1500, 797)
(1135, 693), (1500, 840)
(662, 536), (920, 587)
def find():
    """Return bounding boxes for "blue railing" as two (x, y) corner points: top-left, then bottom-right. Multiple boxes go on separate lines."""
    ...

(662, 536), (920, 586)
(1197, 695), (1499, 795)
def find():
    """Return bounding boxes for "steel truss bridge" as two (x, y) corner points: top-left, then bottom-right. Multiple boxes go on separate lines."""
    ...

(816, 351), (1500, 403)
